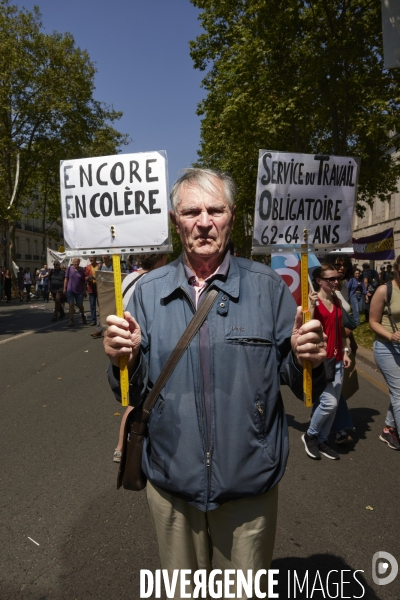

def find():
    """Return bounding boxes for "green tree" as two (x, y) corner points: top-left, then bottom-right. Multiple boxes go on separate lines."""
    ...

(0, 0), (128, 268)
(190, 0), (400, 255)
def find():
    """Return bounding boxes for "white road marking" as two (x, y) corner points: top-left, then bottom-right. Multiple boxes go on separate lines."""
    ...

(28, 537), (40, 546)
(0, 320), (66, 345)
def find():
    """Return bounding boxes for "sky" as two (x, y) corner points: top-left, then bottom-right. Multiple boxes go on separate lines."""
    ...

(15, 0), (206, 190)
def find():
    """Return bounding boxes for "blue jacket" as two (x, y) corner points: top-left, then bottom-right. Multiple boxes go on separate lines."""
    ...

(346, 277), (367, 299)
(108, 255), (326, 511)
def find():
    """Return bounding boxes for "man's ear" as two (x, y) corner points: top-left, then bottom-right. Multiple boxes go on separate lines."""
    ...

(231, 204), (236, 226)
(169, 210), (179, 232)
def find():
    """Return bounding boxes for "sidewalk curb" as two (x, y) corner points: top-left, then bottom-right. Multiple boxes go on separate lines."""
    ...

(355, 345), (377, 371)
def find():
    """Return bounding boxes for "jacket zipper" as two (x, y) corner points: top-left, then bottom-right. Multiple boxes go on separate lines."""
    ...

(180, 285), (213, 486)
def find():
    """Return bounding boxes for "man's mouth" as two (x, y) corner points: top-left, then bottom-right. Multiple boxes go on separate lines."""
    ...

(196, 237), (215, 243)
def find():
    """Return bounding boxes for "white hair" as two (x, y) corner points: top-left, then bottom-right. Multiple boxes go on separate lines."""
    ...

(170, 168), (236, 213)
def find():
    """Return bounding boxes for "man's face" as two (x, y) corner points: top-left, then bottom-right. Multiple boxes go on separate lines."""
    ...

(54, 262), (60, 270)
(73, 259), (80, 268)
(170, 179), (235, 261)
(90, 257), (97, 265)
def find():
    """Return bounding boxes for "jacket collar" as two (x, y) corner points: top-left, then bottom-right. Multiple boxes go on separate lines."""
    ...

(161, 253), (240, 300)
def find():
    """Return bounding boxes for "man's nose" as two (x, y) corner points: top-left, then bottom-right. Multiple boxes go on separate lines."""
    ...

(197, 210), (212, 228)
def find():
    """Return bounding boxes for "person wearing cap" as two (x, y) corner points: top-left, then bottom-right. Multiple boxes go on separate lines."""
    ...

(49, 261), (66, 321)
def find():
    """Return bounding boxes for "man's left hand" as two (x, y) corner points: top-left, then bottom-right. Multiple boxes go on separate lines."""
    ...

(291, 306), (327, 368)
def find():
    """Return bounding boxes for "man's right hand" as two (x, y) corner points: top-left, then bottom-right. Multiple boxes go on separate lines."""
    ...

(104, 311), (142, 368)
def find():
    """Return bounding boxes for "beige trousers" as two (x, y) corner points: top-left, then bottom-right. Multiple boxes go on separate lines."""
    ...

(146, 481), (278, 599)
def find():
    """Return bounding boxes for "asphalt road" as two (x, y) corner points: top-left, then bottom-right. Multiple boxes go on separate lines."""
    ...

(0, 299), (399, 600)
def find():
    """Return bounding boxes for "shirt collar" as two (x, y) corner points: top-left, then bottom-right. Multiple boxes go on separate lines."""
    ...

(183, 250), (231, 287)
(160, 252), (240, 301)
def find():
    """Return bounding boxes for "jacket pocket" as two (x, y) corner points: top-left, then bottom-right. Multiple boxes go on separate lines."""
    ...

(225, 335), (273, 346)
(254, 401), (277, 461)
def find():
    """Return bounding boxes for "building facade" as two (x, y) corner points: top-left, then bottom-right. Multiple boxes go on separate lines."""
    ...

(352, 191), (400, 268)
(2, 207), (64, 271)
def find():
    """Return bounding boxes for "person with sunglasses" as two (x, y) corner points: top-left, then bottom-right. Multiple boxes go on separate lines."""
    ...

(325, 255), (360, 445)
(303, 263), (351, 460)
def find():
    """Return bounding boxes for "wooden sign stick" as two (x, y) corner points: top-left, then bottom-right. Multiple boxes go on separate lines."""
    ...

(112, 254), (129, 407)
(301, 233), (312, 408)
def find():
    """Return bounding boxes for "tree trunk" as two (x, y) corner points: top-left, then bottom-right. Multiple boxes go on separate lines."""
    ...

(7, 221), (17, 286)
(41, 190), (47, 264)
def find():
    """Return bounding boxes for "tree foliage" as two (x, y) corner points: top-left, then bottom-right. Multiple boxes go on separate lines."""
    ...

(190, 0), (400, 255)
(0, 0), (129, 264)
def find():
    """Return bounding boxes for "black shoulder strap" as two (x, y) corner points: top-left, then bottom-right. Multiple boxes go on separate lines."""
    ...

(141, 288), (219, 423)
(386, 280), (392, 306)
(385, 281), (398, 332)
(333, 297), (340, 354)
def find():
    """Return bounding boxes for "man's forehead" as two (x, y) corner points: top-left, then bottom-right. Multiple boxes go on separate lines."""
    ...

(178, 181), (228, 208)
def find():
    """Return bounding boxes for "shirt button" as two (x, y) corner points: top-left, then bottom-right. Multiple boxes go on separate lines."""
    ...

(219, 302), (225, 308)
(221, 296), (227, 301)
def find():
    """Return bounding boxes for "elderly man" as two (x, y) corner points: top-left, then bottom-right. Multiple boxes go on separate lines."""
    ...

(104, 168), (326, 596)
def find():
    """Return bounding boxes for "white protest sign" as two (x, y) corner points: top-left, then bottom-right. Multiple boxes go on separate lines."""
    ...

(60, 151), (170, 254)
(252, 151), (359, 253)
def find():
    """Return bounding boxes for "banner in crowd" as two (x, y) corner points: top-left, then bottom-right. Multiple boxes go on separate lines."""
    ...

(352, 228), (395, 260)
(46, 248), (89, 268)
(271, 252), (321, 306)
(253, 151), (359, 252)
(60, 151), (170, 254)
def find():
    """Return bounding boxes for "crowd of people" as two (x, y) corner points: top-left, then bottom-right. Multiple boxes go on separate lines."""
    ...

(301, 254), (400, 459)
(0, 257), (143, 331)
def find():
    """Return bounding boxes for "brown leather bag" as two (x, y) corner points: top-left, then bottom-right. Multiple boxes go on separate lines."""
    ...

(117, 288), (219, 491)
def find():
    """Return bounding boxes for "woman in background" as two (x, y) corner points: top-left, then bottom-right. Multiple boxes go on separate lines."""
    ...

(303, 263), (351, 460)
(323, 255), (359, 444)
(347, 267), (367, 327)
(369, 255), (400, 450)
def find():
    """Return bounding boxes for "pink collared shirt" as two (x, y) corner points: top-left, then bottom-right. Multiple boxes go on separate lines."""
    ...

(183, 251), (231, 308)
